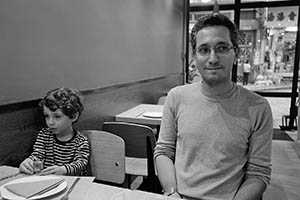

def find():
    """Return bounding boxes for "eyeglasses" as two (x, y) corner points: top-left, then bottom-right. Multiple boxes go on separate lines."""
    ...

(196, 44), (234, 56)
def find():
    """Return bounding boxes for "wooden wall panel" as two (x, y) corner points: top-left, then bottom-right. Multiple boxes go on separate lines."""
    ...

(0, 74), (183, 166)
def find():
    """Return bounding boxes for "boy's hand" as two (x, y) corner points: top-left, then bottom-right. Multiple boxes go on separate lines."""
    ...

(40, 166), (67, 175)
(19, 158), (34, 175)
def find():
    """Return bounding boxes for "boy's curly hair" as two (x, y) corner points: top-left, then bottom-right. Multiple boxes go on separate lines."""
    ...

(39, 87), (84, 122)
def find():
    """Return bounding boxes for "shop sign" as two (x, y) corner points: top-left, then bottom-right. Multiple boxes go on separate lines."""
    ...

(265, 6), (298, 28)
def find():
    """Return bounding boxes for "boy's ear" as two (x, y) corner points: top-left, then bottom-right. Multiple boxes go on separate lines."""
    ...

(71, 112), (79, 122)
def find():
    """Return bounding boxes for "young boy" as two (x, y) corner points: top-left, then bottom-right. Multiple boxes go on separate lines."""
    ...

(19, 87), (89, 176)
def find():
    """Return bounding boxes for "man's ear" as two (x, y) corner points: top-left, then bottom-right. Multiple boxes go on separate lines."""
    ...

(71, 112), (79, 123)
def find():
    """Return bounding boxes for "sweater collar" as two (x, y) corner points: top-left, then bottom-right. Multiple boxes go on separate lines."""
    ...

(197, 81), (238, 101)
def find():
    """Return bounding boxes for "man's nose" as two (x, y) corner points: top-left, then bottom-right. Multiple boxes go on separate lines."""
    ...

(208, 50), (219, 64)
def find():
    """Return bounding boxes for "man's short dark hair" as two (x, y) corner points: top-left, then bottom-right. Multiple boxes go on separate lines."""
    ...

(191, 13), (239, 56)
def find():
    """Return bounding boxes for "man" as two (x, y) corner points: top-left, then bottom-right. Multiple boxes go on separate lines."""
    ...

(154, 13), (272, 200)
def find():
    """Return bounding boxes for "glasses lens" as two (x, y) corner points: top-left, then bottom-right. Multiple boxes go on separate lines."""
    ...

(215, 44), (232, 54)
(196, 44), (233, 56)
(197, 46), (210, 56)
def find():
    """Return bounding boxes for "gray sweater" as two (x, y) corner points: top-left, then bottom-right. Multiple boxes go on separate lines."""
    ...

(154, 82), (272, 200)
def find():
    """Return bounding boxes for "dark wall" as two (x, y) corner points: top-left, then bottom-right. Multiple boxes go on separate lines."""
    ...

(0, 0), (184, 105)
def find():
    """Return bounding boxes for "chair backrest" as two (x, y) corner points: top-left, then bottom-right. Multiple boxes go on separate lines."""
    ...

(102, 122), (156, 176)
(157, 96), (167, 105)
(82, 130), (125, 184)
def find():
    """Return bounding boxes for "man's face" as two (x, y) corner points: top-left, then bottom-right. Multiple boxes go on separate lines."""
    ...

(192, 25), (236, 86)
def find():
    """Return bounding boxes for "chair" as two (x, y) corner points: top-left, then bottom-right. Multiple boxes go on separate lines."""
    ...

(157, 96), (167, 105)
(102, 122), (158, 192)
(281, 115), (297, 127)
(82, 130), (126, 185)
(155, 95), (167, 137)
(281, 107), (298, 130)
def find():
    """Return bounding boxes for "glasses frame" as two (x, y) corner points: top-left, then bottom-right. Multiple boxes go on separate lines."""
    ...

(196, 44), (235, 57)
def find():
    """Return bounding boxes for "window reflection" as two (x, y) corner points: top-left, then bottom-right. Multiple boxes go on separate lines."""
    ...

(241, 0), (292, 2)
(190, 0), (292, 6)
(190, 0), (233, 6)
(188, 7), (298, 92)
(238, 6), (298, 92)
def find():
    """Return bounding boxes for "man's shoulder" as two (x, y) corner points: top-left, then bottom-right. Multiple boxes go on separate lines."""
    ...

(170, 83), (199, 94)
(237, 85), (269, 104)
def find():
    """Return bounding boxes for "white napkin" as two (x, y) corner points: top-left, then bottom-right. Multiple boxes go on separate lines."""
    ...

(4, 177), (63, 198)
(0, 166), (19, 181)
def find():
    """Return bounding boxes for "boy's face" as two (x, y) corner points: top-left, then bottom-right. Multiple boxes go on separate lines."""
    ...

(43, 106), (76, 136)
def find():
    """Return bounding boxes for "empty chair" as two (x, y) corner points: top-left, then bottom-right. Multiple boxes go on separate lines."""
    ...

(82, 130), (126, 185)
(102, 122), (157, 192)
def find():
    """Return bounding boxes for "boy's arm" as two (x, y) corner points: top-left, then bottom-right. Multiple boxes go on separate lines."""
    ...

(64, 137), (90, 175)
(20, 129), (47, 174)
(29, 129), (48, 160)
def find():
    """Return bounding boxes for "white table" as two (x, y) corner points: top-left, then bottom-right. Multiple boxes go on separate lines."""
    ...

(84, 182), (179, 200)
(115, 104), (163, 126)
(0, 166), (94, 200)
(0, 166), (179, 200)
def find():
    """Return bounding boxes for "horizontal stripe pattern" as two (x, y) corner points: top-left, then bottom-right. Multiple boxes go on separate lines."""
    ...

(30, 128), (89, 176)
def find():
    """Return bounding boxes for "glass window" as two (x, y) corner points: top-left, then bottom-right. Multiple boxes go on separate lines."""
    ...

(241, 0), (293, 2)
(190, 0), (233, 6)
(237, 6), (298, 93)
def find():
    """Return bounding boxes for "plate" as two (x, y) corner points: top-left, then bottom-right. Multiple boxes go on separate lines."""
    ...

(0, 176), (67, 200)
(142, 112), (162, 118)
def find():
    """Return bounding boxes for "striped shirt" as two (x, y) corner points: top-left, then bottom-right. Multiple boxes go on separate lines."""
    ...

(29, 128), (89, 176)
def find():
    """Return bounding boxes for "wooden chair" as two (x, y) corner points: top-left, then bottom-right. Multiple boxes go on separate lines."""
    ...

(157, 96), (167, 105)
(102, 122), (158, 192)
(82, 130), (126, 185)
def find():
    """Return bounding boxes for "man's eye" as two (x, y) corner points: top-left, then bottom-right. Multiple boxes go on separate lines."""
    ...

(198, 47), (210, 54)
(216, 45), (230, 52)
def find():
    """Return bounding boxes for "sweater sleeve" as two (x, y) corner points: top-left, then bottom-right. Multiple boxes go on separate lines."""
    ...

(64, 134), (90, 176)
(246, 99), (273, 186)
(29, 129), (48, 161)
(154, 89), (178, 161)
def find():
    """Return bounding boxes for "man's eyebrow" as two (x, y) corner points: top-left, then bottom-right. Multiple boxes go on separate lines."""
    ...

(196, 44), (210, 47)
(216, 42), (231, 45)
(197, 42), (231, 47)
